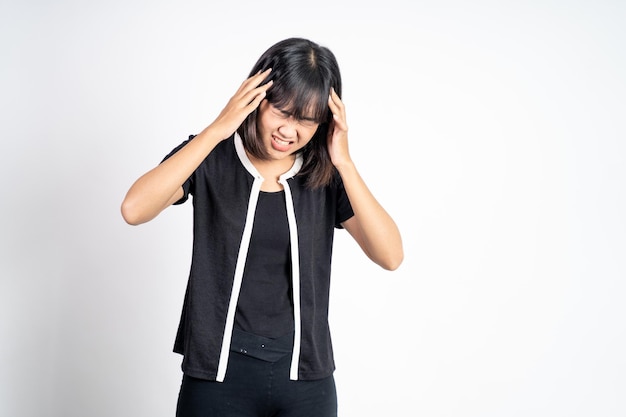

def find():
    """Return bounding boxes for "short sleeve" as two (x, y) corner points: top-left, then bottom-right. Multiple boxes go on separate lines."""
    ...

(334, 175), (354, 228)
(161, 135), (196, 205)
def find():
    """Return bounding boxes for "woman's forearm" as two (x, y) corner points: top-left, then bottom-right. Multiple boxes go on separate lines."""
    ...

(337, 161), (404, 270)
(120, 126), (223, 225)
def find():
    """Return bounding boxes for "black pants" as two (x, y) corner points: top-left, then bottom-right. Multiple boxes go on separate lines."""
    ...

(176, 352), (337, 417)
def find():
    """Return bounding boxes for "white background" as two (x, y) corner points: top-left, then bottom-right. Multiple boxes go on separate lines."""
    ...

(2, 1), (625, 416)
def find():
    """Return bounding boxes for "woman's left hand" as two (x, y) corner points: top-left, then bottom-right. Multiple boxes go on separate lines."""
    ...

(328, 88), (404, 271)
(327, 88), (352, 168)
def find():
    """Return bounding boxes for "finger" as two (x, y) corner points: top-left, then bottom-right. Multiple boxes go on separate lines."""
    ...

(232, 70), (269, 100)
(332, 114), (348, 132)
(239, 68), (272, 93)
(241, 79), (273, 107)
(245, 82), (272, 110)
(328, 89), (345, 114)
(327, 93), (338, 114)
(328, 92), (347, 129)
(329, 88), (344, 108)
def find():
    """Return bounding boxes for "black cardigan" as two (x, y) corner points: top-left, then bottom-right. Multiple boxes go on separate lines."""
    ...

(163, 134), (353, 381)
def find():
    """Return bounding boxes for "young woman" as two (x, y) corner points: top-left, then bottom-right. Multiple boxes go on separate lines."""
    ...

(121, 37), (403, 417)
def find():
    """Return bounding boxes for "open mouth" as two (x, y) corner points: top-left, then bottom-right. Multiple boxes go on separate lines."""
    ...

(272, 135), (293, 151)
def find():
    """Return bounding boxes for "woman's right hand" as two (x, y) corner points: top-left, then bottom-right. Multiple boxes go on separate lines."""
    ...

(121, 69), (273, 225)
(209, 68), (273, 140)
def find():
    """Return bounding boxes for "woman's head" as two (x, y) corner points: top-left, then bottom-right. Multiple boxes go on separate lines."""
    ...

(237, 37), (342, 188)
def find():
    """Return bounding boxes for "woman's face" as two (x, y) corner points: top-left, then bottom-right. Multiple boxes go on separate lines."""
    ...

(256, 99), (320, 161)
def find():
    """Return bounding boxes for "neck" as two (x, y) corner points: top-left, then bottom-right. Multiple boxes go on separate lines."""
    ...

(248, 152), (295, 175)
(246, 152), (296, 191)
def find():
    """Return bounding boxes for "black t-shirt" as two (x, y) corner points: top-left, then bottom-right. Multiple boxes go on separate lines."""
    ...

(235, 190), (294, 338)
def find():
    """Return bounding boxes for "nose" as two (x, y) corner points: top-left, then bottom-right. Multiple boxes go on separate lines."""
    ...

(277, 119), (297, 138)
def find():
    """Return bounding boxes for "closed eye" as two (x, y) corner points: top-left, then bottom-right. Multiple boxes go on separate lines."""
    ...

(271, 105), (319, 127)
(271, 107), (292, 120)
(298, 119), (318, 128)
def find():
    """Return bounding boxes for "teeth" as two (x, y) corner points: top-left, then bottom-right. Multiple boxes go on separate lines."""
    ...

(274, 137), (289, 145)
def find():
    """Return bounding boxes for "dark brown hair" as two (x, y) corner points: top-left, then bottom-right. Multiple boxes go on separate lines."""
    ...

(237, 38), (342, 189)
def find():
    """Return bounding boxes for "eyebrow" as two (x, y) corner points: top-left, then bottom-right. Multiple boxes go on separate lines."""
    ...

(278, 108), (318, 123)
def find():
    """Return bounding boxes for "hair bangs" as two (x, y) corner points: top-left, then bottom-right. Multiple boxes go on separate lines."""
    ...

(267, 70), (330, 124)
